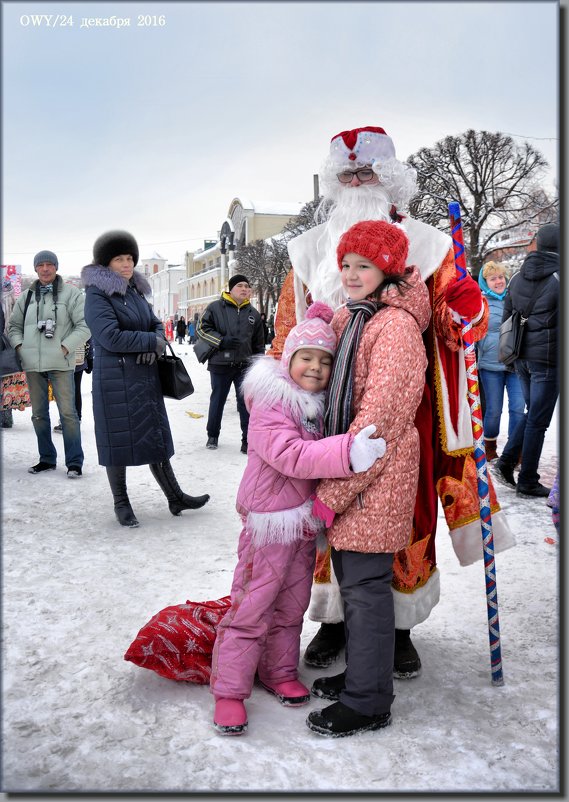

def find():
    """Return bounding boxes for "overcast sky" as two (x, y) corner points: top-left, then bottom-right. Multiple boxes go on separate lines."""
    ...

(2, 0), (559, 275)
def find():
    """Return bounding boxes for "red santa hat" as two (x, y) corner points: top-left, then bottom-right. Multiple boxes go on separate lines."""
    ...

(329, 126), (396, 168)
(336, 220), (409, 276)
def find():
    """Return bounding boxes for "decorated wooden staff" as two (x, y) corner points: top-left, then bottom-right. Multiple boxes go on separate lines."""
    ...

(448, 200), (504, 687)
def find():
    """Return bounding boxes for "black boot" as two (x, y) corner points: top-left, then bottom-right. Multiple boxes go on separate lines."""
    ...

(306, 701), (391, 738)
(311, 671), (346, 701)
(149, 460), (210, 516)
(303, 622), (346, 668)
(393, 629), (421, 679)
(106, 466), (139, 528)
(493, 458), (516, 488)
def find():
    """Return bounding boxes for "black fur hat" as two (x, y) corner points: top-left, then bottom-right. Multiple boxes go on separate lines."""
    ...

(93, 230), (139, 267)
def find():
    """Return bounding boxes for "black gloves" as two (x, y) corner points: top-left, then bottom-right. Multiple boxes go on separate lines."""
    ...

(136, 352), (157, 365)
(221, 335), (241, 350)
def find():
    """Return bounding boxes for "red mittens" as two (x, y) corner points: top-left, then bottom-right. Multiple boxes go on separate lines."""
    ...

(444, 276), (483, 320)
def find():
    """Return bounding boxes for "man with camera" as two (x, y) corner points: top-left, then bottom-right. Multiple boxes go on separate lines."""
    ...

(8, 250), (90, 477)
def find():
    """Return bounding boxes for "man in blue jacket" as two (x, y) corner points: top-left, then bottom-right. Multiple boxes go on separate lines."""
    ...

(8, 250), (91, 477)
(197, 274), (265, 453)
(494, 223), (559, 497)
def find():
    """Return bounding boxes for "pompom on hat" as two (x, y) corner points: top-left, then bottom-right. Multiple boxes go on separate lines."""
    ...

(93, 230), (139, 267)
(329, 126), (396, 168)
(337, 220), (409, 276)
(281, 301), (337, 373)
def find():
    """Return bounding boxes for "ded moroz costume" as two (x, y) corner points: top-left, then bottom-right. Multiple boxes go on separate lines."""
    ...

(270, 125), (515, 675)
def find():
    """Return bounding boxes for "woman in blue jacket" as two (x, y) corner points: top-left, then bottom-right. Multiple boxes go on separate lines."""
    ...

(82, 230), (209, 527)
(477, 261), (524, 462)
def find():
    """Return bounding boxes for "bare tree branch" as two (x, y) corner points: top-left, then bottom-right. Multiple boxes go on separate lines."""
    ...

(408, 130), (558, 275)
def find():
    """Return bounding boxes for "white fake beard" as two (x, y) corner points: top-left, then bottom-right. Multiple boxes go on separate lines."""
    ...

(310, 183), (393, 310)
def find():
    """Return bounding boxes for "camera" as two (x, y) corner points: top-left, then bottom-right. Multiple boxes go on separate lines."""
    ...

(37, 319), (56, 338)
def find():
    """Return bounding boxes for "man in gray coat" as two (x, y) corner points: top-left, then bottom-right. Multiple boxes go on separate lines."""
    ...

(8, 250), (91, 476)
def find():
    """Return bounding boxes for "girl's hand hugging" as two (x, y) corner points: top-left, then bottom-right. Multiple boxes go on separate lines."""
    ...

(349, 425), (387, 473)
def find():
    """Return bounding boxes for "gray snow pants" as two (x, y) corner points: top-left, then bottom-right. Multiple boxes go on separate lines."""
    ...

(331, 547), (395, 716)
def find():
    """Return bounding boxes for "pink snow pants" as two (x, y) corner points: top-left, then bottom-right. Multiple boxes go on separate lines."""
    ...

(210, 525), (317, 700)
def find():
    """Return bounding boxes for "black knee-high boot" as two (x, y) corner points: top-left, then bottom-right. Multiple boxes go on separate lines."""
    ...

(148, 460), (210, 516)
(106, 466), (139, 528)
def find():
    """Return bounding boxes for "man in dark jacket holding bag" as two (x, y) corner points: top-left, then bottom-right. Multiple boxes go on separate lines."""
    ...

(197, 274), (265, 453)
(494, 223), (559, 497)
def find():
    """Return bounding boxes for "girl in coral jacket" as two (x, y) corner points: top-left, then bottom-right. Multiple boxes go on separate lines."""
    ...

(306, 220), (431, 738)
(210, 303), (386, 735)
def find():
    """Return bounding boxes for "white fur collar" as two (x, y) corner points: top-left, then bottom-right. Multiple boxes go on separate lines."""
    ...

(287, 216), (452, 323)
(242, 355), (325, 423)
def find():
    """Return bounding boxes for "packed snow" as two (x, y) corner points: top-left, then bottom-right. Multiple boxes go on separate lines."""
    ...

(1, 343), (560, 795)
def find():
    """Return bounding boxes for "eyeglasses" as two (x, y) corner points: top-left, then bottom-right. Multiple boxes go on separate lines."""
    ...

(336, 168), (376, 184)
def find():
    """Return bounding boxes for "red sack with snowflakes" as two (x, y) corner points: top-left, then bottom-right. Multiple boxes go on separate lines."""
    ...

(124, 596), (231, 683)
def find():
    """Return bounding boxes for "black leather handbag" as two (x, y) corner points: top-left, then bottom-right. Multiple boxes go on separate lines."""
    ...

(157, 342), (194, 400)
(498, 310), (525, 367)
(498, 275), (549, 367)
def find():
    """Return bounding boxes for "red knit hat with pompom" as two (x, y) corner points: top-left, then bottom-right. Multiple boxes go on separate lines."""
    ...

(281, 301), (337, 372)
(337, 220), (409, 276)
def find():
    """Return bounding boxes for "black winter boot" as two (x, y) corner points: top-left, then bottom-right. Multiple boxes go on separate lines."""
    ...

(306, 701), (391, 738)
(106, 466), (139, 528)
(493, 458), (516, 488)
(149, 460), (210, 516)
(303, 622), (346, 668)
(311, 671), (346, 701)
(393, 629), (421, 679)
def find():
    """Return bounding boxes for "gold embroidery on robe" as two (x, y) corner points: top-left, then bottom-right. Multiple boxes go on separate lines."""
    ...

(314, 545), (332, 584)
(436, 454), (500, 530)
(392, 533), (435, 592)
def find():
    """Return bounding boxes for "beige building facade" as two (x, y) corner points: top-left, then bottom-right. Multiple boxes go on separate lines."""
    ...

(179, 197), (302, 324)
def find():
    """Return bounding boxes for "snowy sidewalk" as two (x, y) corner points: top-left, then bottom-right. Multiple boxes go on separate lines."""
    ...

(1, 344), (559, 793)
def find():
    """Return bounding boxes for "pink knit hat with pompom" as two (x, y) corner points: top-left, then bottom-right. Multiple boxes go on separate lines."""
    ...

(281, 301), (337, 372)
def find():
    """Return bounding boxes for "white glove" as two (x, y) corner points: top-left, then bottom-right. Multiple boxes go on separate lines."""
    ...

(349, 424), (387, 473)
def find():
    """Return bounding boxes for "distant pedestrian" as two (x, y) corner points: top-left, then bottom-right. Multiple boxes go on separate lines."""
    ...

(260, 313), (270, 346)
(494, 223), (559, 497)
(176, 317), (187, 345)
(187, 320), (196, 344)
(211, 302), (386, 735)
(82, 230), (210, 527)
(477, 262), (525, 461)
(197, 274), (265, 454)
(8, 250), (89, 477)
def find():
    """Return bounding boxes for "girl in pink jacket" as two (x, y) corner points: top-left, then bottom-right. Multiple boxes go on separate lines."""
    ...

(211, 303), (387, 734)
(306, 220), (431, 738)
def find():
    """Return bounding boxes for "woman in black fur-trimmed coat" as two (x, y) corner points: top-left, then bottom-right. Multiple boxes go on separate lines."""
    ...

(82, 230), (209, 527)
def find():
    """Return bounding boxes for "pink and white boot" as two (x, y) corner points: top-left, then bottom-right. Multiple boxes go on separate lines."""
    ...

(213, 698), (248, 735)
(260, 679), (311, 706)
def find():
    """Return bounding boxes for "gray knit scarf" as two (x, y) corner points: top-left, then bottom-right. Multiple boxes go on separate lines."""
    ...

(324, 299), (379, 436)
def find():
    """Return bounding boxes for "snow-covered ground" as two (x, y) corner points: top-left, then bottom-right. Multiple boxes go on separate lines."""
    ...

(1, 344), (560, 795)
